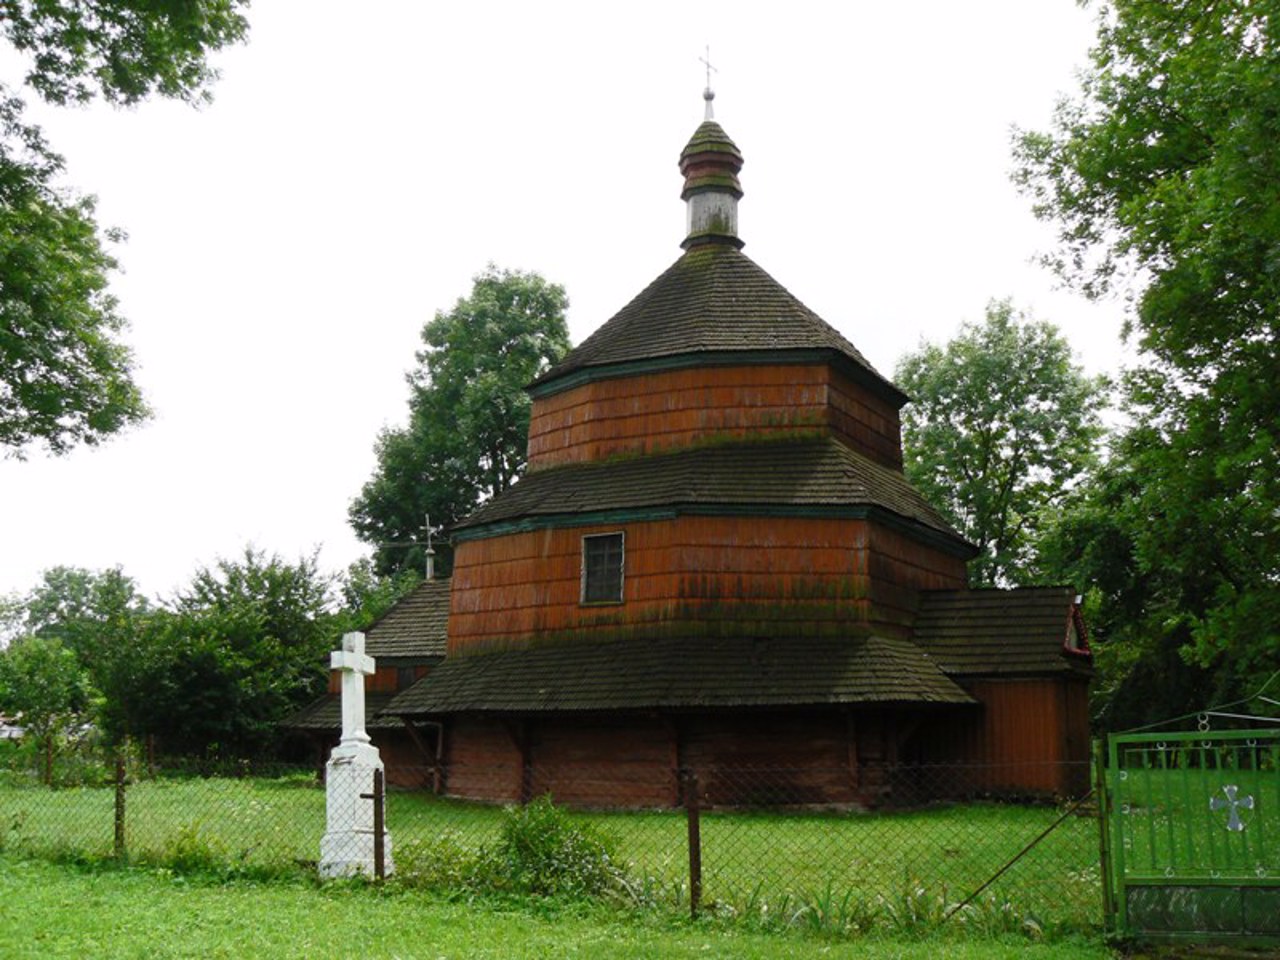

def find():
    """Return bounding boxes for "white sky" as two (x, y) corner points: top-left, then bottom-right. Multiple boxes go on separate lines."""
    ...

(0, 1), (1127, 603)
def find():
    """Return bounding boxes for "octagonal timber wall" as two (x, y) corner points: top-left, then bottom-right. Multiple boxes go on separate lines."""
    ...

(447, 516), (967, 653)
(527, 363), (904, 471)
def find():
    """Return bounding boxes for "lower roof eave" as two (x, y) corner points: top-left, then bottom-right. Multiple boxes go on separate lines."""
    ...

(389, 696), (978, 720)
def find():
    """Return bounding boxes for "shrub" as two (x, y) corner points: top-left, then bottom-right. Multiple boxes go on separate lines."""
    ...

(488, 794), (622, 897)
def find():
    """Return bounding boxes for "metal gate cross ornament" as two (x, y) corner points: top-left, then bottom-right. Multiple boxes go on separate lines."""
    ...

(1209, 784), (1255, 832)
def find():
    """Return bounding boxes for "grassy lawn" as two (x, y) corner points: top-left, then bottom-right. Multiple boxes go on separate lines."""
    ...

(0, 771), (1102, 931)
(0, 855), (1115, 960)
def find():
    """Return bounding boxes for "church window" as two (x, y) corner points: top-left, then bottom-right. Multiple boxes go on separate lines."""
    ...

(582, 532), (624, 604)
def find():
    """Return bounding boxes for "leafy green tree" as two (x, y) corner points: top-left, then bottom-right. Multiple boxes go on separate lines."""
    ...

(1014, 0), (1280, 713)
(152, 548), (336, 756)
(350, 266), (572, 575)
(0, 1), (249, 456)
(0, 635), (93, 783)
(895, 300), (1107, 586)
(334, 558), (422, 635)
(16, 565), (149, 664)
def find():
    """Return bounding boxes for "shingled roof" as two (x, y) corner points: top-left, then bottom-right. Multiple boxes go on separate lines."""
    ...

(913, 587), (1092, 677)
(529, 244), (906, 404)
(386, 634), (974, 716)
(365, 579), (450, 660)
(281, 692), (404, 731)
(455, 436), (971, 551)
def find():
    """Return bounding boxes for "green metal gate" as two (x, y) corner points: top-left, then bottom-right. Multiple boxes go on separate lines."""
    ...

(1104, 728), (1280, 943)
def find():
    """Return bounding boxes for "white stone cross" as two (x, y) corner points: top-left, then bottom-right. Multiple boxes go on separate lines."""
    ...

(332, 631), (374, 746)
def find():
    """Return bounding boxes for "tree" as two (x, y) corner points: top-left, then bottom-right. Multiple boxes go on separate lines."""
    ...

(0, 635), (93, 783)
(150, 547), (336, 756)
(7, 566), (150, 740)
(350, 266), (572, 575)
(895, 300), (1106, 587)
(1, 1), (250, 456)
(1014, 0), (1280, 713)
(334, 557), (422, 635)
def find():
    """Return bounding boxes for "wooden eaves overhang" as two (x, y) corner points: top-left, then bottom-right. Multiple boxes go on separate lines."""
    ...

(451, 436), (975, 560)
(385, 633), (975, 717)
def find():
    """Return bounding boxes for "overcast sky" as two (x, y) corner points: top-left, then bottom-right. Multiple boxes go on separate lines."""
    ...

(0, 1), (1126, 603)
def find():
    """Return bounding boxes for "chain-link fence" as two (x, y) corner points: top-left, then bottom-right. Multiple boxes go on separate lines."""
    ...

(0, 751), (1102, 933)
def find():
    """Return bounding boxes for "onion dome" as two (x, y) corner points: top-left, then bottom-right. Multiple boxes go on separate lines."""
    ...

(679, 89), (744, 250)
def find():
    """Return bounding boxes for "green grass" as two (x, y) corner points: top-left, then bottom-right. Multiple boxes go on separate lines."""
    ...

(0, 855), (1115, 959)
(0, 770), (1102, 932)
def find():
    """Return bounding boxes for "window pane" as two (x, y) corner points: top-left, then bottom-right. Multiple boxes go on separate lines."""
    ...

(583, 533), (623, 603)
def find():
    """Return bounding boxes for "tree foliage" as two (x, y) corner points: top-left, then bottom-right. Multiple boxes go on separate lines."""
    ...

(1015, 0), (1280, 718)
(140, 548), (336, 756)
(350, 266), (572, 575)
(0, 0), (249, 457)
(0, 634), (92, 782)
(4, 550), (347, 758)
(0, 94), (148, 454)
(895, 300), (1106, 587)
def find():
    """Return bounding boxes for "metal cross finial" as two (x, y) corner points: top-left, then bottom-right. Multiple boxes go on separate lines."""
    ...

(424, 513), (437, 580)
(1210, 784), (1255, 832)
(699, 45), (717, 120)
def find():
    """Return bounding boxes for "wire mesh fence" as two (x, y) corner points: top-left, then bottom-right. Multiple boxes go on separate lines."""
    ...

(0, 750), (1102, 932)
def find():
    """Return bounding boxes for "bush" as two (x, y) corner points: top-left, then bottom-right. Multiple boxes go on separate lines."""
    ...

(395, 796), (624, 900)
(489, 794), (622, 897)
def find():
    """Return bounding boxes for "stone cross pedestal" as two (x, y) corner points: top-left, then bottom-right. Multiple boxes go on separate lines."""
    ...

(319, 631), (394, 877)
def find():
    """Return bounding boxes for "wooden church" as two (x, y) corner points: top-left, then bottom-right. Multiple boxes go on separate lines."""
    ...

(338, 94), (1092, 807)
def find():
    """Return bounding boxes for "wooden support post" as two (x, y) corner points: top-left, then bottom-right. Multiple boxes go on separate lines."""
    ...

(113, 753), (126, 859)
(683, 770), (702, 919)
(501, 718), (533, 804)
(360, 767), (386, 881)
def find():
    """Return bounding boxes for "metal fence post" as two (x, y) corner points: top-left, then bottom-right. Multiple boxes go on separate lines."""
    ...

(1094, 738), (1116, 931)
(682, 770), (702, 918)
(113, 752), (126, 859)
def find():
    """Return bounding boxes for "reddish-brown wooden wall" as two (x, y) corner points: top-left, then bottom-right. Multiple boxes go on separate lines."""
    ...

(449, 516), (965, 652)
(327, 664), (428, 695)
(527, 364), (903, 470)
(908, 677), (1091, 795)
(439, 710), (879, 807)
(867, 525), (971, 636)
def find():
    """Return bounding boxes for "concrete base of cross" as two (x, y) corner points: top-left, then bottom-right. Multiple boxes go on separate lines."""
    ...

(318, 745), (394, 878)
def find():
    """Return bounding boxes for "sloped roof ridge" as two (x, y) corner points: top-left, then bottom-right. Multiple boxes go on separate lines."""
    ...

(531, 245), (899, 399)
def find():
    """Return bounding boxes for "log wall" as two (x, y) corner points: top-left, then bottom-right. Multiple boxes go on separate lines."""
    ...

(527, 364), (903, 470)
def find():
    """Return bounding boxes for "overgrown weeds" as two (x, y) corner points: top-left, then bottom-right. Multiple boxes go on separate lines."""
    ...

(397, 795), (627, 900)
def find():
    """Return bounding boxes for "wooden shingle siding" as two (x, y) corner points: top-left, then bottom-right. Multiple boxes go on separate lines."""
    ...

(447, 516), (967, 650)
(527, 365), (903, 470)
